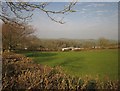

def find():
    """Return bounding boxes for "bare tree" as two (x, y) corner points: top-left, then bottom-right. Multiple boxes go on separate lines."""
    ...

(1, 1), (77, 51)
(2, 22), (35, 51)
(98, 37), (109, 48)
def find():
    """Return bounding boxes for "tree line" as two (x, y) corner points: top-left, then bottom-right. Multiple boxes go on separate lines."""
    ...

(2, 22), (118, 52)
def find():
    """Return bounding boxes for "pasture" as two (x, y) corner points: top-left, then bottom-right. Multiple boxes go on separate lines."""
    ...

(20, 49), (118, 80)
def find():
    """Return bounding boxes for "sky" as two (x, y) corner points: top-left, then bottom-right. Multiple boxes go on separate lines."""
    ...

(30, 2), (118, 40)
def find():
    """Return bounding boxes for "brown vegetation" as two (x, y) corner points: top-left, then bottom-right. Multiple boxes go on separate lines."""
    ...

(2, 52), (119, 90)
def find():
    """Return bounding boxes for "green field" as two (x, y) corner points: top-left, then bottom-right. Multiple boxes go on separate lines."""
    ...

(21, 49), (118, 80)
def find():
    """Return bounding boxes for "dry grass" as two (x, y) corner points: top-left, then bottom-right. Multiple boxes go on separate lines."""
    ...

(2, 52), (119, 90)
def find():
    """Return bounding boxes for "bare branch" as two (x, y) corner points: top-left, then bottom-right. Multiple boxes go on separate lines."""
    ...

(0, 1), (77, 24)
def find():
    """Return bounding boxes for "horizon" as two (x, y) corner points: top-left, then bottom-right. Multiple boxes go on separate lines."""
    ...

(35, 37), (118, 42)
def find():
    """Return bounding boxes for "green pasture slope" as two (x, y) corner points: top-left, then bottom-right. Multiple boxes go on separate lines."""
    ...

(23, 49), (118, 80)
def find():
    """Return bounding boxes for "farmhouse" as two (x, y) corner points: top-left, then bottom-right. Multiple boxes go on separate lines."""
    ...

(62, 47), (84, 51)
(62, 47), (73, 51)
(72, 47), (84, 51)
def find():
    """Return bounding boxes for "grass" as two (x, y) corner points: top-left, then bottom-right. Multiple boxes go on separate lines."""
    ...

(18, 49), (118, 80)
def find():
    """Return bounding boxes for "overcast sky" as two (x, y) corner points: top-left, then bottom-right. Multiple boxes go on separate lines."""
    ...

(31, 2), (118, 40)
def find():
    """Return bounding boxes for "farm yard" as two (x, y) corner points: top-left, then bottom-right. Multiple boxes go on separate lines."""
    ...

(19, 49), (118, 81)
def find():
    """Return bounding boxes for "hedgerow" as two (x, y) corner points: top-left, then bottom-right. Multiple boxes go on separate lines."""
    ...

(2, 52), (119, 90)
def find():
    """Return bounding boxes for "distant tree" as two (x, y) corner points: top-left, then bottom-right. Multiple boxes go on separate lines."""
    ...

(98, 37), (109, 48)
(83, 41), (95, 48)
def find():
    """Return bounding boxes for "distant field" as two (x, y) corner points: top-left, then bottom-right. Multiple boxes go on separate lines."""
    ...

(20, 49), (118, 80)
